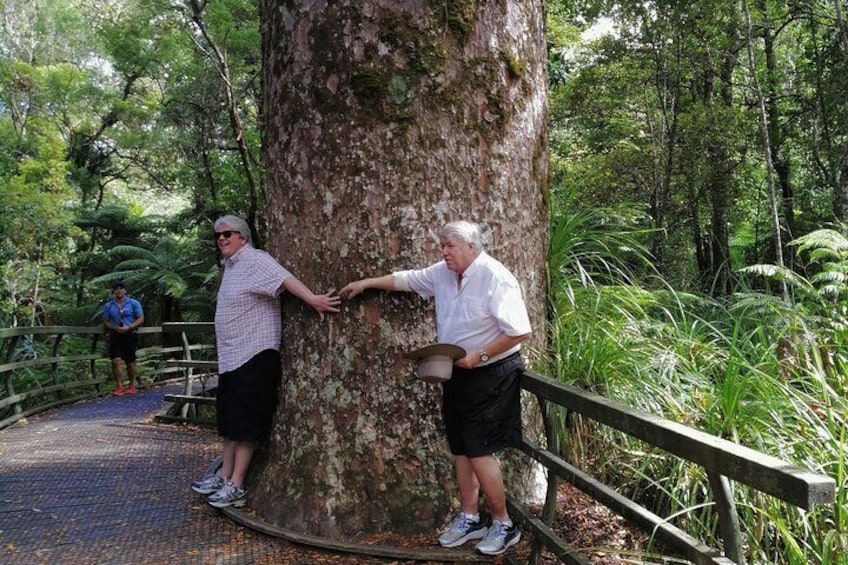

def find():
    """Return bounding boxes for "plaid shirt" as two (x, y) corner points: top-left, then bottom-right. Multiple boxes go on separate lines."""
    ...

(214, 246), (292, 373)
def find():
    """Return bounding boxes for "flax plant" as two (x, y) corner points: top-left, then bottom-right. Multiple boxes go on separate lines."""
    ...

(546, 211), (846, 562)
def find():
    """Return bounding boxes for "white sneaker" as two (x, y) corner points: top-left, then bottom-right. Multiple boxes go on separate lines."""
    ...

(207, 480), (246, 508)
(438, 513), (487, 547)
(475, 520), (521, 555)
(190, 473), (224, 495)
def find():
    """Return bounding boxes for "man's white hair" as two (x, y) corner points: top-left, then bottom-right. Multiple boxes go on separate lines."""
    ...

(439, 221), (487, 252)
(214, 215), (252, 247)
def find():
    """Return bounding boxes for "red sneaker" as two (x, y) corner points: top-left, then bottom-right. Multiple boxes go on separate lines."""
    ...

(113, 386), (126, 396)
(127, 385), (137, 395)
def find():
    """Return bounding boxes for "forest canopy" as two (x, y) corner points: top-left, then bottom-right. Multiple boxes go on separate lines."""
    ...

(3, 0), (848, 324)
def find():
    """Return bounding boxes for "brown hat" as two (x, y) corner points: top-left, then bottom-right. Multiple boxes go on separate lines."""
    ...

(404, 343), (466, 383)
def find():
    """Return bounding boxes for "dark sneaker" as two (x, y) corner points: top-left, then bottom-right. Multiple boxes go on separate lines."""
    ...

(475, 520), (521, 556)
(438, 513), (487, 548)
(191, 473), (225, 495)
(207, 480), (246, 508)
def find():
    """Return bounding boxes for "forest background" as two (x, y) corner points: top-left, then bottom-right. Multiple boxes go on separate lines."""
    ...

(1, 0), (846, 562)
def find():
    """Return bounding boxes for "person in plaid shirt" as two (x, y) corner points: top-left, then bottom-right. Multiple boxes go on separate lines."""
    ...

(191, 215), (341, 509)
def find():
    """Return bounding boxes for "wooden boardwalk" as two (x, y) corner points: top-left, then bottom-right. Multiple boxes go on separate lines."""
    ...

(0, 384), (397, 565)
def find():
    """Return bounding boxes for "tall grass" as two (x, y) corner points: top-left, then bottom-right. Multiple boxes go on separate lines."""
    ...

(546, 208), (847, 563)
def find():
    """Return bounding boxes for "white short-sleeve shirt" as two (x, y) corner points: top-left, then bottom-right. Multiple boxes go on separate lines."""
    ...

(393, 252), (532, 362)
(215, 246), (292, 373)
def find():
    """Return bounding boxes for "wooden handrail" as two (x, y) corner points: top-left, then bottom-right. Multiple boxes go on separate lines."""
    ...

(0, 326), (103, 338)
(519, 370), (836, 564)
(161, 322), (215, 334)
(0, 324), (216, 430)
(520, 370), (835, 510)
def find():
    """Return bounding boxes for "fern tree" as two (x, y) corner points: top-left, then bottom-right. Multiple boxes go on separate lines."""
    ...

(94, 235), (218, 328)
(739, 227), (848, 393)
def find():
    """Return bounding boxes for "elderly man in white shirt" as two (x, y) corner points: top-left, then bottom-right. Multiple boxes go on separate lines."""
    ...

(191, 215), (341, 509)
(341, 220), (531, 557)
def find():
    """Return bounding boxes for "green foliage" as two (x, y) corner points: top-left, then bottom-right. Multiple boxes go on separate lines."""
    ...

(547, 206), (846, 562)
(739, 226), (848, 395)
(0, 62), (76, 260)
(89, 231), (219, 324)
(147, 0), (263, 224)
(548, 0), (848, 293)
(0, 0), (259, 326)
(548, 199), (658, 306)
(98, 237), (207, 298)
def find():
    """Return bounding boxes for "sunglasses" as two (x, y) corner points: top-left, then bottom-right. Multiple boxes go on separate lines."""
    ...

(214, 230), (241, 239)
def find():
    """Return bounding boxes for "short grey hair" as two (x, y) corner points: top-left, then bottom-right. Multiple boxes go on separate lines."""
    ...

(439, 221), (485, 252)
(214, 215), (252, 247)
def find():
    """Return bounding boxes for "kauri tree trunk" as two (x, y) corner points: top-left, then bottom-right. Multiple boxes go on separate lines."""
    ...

(254, 0), (548, 538)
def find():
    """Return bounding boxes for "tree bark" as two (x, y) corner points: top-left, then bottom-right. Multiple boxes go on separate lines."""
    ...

(255, 0), (548, 538)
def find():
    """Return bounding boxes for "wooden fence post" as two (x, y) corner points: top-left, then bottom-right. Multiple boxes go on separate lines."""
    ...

(2, 334), (21, 417)
(90, 333), (102, 393)
(528, 397), (561, 565)
(180, 330), (194, 419)
(50, 332), (64, 397)
(708, 472), (745, 564)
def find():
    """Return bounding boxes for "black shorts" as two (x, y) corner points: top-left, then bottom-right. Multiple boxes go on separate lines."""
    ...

(216, 349), (281, 443)
(442, 352), (524, 458)
(108, 332), (139, 363)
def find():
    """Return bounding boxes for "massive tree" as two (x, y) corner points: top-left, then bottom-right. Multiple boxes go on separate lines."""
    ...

(253, 0), (549, 538)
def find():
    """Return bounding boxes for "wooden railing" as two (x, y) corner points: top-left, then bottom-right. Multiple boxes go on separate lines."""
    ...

(0, 323), (215, 430)
(160, 322), (217, 422)
(508, 371), (836, 565)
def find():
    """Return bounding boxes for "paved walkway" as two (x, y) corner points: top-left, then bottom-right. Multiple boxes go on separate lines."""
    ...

(0, 384), (390, 565)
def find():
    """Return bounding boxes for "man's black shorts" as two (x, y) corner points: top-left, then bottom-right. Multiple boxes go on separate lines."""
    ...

(442, 352), (524, 457)
(216, 349), (281, 443)
(108, 332), (139, 363)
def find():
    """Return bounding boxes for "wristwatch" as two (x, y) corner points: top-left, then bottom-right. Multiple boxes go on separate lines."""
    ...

(479, 350), (490, 364)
